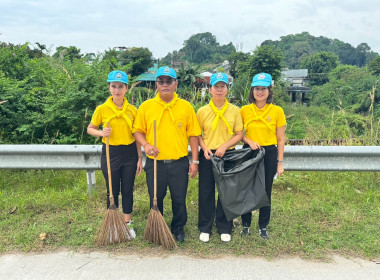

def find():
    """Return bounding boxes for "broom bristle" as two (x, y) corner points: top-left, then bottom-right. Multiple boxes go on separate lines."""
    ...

(97, 206), (133, 246)
(144, 208), (177, 250)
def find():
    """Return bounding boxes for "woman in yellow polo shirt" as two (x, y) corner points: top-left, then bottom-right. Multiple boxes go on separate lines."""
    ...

(240, 72), (286, 239)
(197, 72), (243, 243)
(87, 70), (143, 238)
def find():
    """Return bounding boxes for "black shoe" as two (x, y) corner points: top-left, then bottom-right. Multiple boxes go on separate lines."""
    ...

(259, 228), (269, 239)
(174, 233), (185, 242)
(240, 226), (250, 235)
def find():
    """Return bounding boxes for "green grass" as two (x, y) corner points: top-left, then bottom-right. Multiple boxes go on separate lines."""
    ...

(0, 169), (379, 260)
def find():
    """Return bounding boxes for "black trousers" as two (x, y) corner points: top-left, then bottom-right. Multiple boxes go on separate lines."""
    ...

(144, 156), (189, 235)
(198, 149), (233, 235)
(241, 145), (278, 229)
(101, 143), (138, 214)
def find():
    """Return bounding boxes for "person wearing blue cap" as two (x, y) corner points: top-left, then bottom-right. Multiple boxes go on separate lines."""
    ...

(196, 72), (243, 243)
(240, 73), (286, 239)
(133, 66), (201, 243)
(87, 70), (143, 238)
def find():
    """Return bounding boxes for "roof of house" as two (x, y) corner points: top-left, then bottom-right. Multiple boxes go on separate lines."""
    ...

(282, 69), (308, 78)
(200, 72), (213, 77)
(136, 72), (156, 82)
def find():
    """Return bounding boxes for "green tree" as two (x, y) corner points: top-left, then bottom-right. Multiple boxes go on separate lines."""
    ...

(53, 46), (83, 61)
(261, 31), (379, 68)
(159, 50), (184, 66)
(181, 32), (235, 64)
(310, 64), (378, 116)
(177, 64), (203, 88)
(240, 45), (284, 82)
(300, 51), (339, 85)
(183, 32), (217, 63)
(0, 43), (31, 80)
(118, 47), (152, 77)
(228, 51), (249, 78)
(101, 49), (119, 70)
(368, 55), (380, 76)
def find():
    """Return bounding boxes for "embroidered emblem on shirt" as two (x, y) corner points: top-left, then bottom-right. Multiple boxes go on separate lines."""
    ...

(178, 122), (182, 129)
(267, 116), (271, 122)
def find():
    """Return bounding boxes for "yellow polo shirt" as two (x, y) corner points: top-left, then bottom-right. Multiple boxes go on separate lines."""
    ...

(91, 98), (137, 145)
(240, 103), (286, 146)
(132, 93), (201, 160)
(197, 103), (243, 150)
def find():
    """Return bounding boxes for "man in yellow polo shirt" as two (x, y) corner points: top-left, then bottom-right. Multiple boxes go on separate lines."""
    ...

(133, 66), (201, 242)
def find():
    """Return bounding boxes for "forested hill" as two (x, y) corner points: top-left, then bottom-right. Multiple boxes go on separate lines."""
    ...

(261, 31), (378, 68)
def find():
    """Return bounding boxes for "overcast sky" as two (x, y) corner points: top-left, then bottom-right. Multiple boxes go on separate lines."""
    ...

(1, 0), (380, 59)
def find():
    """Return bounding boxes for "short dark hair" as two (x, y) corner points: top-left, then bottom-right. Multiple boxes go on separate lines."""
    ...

(248, 86), (273, 104)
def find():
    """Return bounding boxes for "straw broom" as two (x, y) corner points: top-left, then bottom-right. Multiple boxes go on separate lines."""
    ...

(97, 125), (133, 246)
(144, 120), (177, 250)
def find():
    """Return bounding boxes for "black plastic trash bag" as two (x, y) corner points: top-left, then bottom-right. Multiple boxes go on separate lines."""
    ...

(210, 148), (270, 221)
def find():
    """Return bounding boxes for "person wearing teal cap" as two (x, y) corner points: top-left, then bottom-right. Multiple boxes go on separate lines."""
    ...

(87, 70), (143, 239)
(197, 72), (243, 243)
(240, 72), (286, 239)
(133, 66), (201, 243)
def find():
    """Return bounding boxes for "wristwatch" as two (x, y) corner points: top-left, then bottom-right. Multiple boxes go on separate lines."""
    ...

(192, 160), (199, 164)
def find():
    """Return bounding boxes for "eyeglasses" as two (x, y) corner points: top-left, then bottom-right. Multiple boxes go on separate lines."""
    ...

(253, 87), (268, 92)
(156, 79), (175, 85)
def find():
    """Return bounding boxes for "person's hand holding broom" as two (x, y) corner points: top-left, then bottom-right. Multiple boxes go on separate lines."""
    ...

(97, 123), (133, 246)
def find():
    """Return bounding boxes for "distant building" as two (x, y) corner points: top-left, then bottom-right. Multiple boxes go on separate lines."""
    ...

(171, 61), (188, 70)
(196, 71), (233, 88)
(281, 69), (311, 105)
(114, 46), (129, 52)
(136, 64), (158, 88)
(213, 60), (230, 74)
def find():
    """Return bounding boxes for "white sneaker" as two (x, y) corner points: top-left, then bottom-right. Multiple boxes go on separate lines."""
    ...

(220, 233), (231, 242)
(126, 221), (136, 239)
(199, 232), (210, 242)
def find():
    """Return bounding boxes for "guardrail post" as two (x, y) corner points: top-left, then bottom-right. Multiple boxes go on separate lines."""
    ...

(86, 170), (96, 195)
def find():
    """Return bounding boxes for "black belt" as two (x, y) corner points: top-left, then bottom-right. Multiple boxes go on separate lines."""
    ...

(156, 156), (186, 164)
(160, 160), (177, 164)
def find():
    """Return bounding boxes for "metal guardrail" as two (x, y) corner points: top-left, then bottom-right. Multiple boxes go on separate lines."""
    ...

(1, 145), (379, 194)
(0, 145), (102, 194)
(283, 146), (380, 171)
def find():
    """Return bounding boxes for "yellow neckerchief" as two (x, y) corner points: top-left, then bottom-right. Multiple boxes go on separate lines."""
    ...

(244, 103), (275, 133)
(154, 92), (179, 127)
(103, 96), (132, 130)
(209, 98), (234, 135)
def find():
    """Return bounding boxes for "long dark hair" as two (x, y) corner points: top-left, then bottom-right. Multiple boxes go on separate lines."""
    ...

(248, 86), (273, 104)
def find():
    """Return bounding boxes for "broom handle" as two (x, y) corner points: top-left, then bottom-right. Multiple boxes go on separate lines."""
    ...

(153, 120), (157, 207)
(106, 122), (115, 205)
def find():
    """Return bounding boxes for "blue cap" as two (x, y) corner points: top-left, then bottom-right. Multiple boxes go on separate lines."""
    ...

(251, 73), (273, 87)
(107, 70), (128, 84)
(210, 72), (228, 86)
(156, 66), (177, 79)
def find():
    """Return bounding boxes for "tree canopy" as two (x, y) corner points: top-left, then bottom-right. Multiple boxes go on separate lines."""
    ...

(118, 47), (152, 77)
(300, 51), (339, 85)
(262, 32), (378, 68)
(161, 32), (236, 64)
(228, 45), (284, 81)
